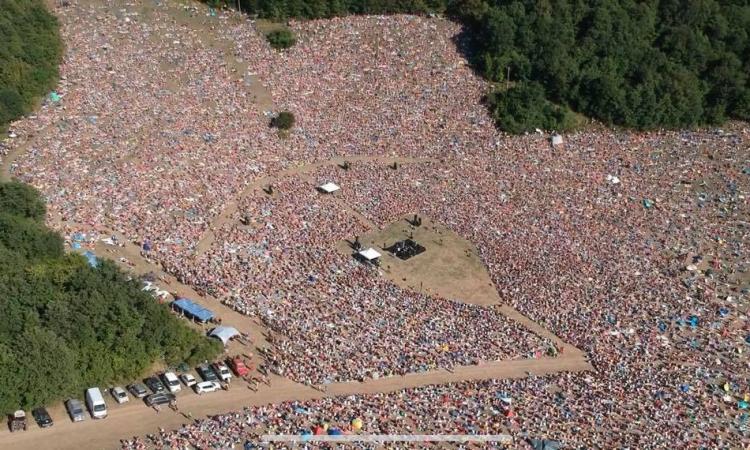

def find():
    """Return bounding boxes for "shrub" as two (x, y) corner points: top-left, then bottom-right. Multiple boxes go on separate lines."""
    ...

(271, 111), (296, 130)
(266, 29), (297, 50)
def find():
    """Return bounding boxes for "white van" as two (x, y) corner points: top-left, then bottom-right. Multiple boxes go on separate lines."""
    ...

(161, 372), (181, 393)
(85, 388), (108, 419)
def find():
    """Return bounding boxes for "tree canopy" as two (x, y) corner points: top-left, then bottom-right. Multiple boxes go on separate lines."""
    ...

(0, 182), (221, 413)
(272, 110), (296, 129)
(0, 0), (62, 129)
(227, 0), (750, 132)
(266, 28), (298, 49)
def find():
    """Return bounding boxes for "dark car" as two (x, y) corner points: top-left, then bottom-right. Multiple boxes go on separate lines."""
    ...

(196, 364), (219, 382)
(144, 393), (176, 407)
(31, 407), (53, 428)
(65, 399), (85, 422)
(128, 383), (148, 398)
(144, 376), (167, 394)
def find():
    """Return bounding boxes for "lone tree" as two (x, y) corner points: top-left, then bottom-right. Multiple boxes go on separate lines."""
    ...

(266, 29), (296, 50)
(271, 111), (295, 130)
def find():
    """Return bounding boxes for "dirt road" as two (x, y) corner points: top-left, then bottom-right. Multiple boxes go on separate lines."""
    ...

(0, 352), (590, 450)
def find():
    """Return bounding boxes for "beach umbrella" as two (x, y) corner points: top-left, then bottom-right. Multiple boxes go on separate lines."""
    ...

(313, 426), (325, 435)
(351, 418), (363, 431)
(739, 401), (749, 410)
(328, 428), (343, 435)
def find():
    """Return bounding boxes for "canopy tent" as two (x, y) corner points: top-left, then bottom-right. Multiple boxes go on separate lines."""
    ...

(209, 326), (240, 345)
(358, 248), (381, 261)
(172, 298), (215, 323)
(551, 134), (563, 146)
(318, 182), (340, 193)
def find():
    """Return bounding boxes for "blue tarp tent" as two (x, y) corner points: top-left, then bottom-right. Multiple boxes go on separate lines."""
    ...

(82, 251), (99, 268)
(172, 298), (214, 323)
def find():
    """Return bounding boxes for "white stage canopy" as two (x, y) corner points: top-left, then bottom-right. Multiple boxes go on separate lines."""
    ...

(358, 248), (382, 261)
(318, 182), (340, 193)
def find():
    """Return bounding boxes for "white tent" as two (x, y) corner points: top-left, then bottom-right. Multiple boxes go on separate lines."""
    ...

(358, 248), (382, 261)
(209, 326), (240, 345)
(318, 182), (340, 193)
(551, 134), (564, 146)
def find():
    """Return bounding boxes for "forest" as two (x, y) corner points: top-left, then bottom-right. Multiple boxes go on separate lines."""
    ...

(0, 182), (221, 413)
(233, 0), (750, 132)
(0, 0), (62, 129)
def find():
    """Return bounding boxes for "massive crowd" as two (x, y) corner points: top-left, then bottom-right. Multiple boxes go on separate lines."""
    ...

(3, 0), (749, 448)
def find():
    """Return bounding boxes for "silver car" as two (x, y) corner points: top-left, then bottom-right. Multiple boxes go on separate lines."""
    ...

(66, 399), (85, 422)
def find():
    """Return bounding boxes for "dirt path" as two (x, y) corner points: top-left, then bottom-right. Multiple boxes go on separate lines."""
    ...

(0, 353), (590, 450)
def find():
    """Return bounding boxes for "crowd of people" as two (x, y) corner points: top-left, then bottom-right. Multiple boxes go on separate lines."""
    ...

(167, 177), (552, 384)
(2, 0), (749, 448)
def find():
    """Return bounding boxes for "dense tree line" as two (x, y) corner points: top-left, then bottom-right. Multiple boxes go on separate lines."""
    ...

(0, 182), (221, 413)
(225, 0), (750, 132)
(0, 0), (62, 129)
(237, 0), (447, 18)
(459, 0), (750, 131)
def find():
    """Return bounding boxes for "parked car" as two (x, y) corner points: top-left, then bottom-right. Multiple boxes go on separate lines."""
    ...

(31, 408), (53, 428)
(179, 373), (197, 387)
(111, 386), (129, 404)
(196, 364), (218, 382)
(144, 376), (167, 394)
(212, 362), (233, 382)
(144, 393), (176, 407)
(9, 410), (27, 432)
(66, 399), (85, 422)
(161, 372), (181, 393)
(85, 387), (108, 419)
(229, 357), (250, 377)
(193, 381), (221, 395)
(128, 383), (148, 398)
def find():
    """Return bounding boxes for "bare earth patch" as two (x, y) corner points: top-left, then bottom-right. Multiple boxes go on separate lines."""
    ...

(339, 215), (502, 306)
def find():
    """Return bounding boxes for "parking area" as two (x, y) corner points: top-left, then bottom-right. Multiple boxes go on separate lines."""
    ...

(15, 354), (268, 429)
(0, 375), (318, 450)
